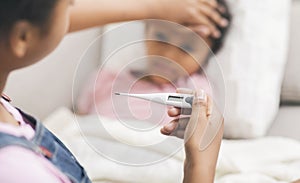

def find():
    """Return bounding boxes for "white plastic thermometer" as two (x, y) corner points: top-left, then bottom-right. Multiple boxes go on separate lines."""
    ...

(115, 92), (194, 108)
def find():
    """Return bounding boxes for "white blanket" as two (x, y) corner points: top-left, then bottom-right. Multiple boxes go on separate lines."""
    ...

(44, 108), (300, 183)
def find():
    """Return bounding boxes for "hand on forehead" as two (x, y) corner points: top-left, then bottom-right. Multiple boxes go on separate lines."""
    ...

(145, 21), (212, 51)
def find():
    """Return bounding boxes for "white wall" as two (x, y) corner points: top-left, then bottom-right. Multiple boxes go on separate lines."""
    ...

(100, 22), (146, 71)
(4, 28), (102, 120)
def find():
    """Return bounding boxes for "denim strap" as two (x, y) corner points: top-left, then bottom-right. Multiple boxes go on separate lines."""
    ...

(0, 132), (42, 155)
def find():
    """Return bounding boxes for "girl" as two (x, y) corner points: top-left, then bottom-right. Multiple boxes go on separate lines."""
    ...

(0, 0), (224, 182)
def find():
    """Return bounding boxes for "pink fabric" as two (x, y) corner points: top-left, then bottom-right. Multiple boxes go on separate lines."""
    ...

(0, 98), (71, 183)
(77, 69), (211, 125)
(0, 98), (35, 139)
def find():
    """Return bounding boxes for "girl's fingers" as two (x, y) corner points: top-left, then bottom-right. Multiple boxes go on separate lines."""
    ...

(161, 117), (190, 139)
(206, 94), (213, 117)
(217, 5), (226, 14)
(199, 4), (228, 28)
(188, 25), (211, 37)
(170, 117), (190, 139)
(167, 88), (200, 118)
(200, 0), (218, 8)
(191, 90), (208, 121)
(164, 89), (208, 140)
(168, 107), (181, 117)
(199, 96), (224, 151)
(160, 119), (179, 135)
(176, 88), (194, 115)
(193, 14), (219, 38)
(184, 90), (208, 143)
(168, 107), (192, 117)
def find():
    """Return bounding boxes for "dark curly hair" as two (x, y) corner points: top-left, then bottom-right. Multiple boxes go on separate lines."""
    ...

(211, 0), (232, 54)
(0, 0), (59, 38)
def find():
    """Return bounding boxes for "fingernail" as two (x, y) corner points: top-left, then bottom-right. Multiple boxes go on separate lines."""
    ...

(218, 6), (226, 13)
(196, 90), (206, 101)
(165, 122), (176, 131)
(213, 31), (221, 38)
(198, 27), (210, 36)
(169, 107), (178, 114)
(193, 90), (207, 105)
(220, 19), (229, 27)
(197, 90), (206, 100)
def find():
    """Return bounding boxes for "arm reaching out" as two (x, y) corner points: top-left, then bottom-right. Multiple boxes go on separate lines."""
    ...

(69, 0), (228, 38)
(161, 88), (224, 183)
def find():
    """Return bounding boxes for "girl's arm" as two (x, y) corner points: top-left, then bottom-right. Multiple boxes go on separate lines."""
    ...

(69, 0), (228, 38)
(161, 89), (224, 183)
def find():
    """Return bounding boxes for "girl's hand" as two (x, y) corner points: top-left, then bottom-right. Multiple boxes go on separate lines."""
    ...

(161, 88), (224, 183)
(152, 0), (229, 38)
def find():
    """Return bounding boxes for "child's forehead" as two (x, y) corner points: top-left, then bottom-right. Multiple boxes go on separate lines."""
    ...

(145, 22), (205, 41)
(146, 22), (208, 44)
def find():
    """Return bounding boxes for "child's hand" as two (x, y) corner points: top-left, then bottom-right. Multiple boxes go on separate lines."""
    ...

(161, 88), (224, 182)
(153, 0), (229, 38)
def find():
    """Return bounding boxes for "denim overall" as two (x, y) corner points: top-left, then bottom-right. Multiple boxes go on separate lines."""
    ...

(0, 106), (92, 183)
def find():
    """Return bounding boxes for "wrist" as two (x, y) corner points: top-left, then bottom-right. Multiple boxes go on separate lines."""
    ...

(184, 160), (214, 173)
(184, 144), (220, 171)
(184, 159), (216, 183)
(184, 150), (207, 169)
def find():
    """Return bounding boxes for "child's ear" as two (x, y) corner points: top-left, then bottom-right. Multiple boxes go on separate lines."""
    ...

(9, 21), (35, 58)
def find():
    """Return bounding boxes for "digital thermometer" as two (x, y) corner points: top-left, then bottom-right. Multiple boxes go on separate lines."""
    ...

(115, 92), (195, 108)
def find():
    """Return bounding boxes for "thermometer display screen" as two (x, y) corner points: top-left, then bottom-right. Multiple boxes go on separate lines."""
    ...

(168, 96), (184, 102)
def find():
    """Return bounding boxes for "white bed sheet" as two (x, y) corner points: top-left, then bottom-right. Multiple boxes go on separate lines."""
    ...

(44, 108), (300, 183)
